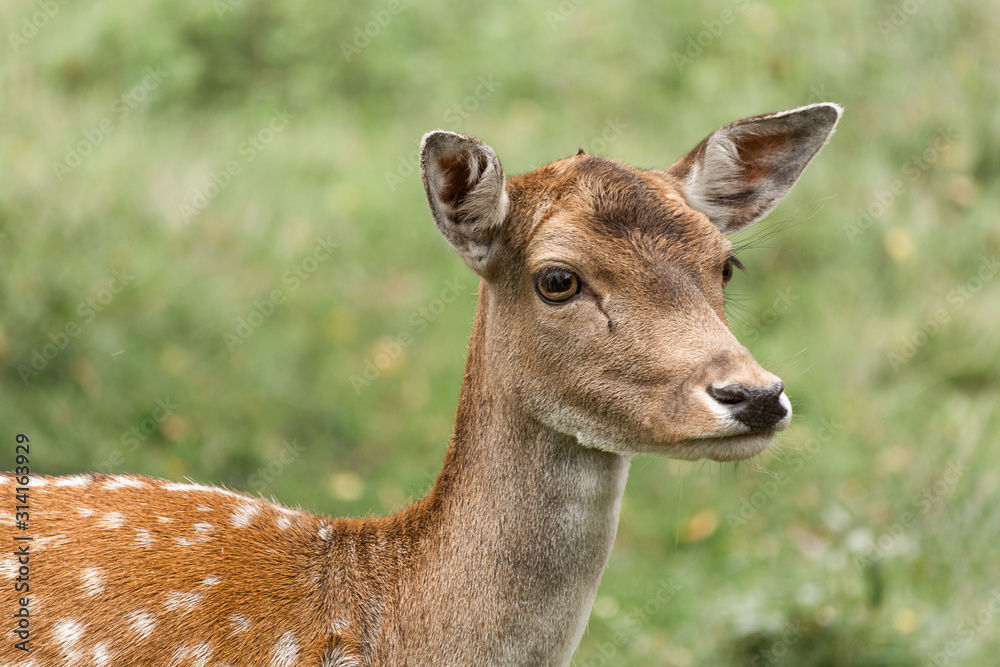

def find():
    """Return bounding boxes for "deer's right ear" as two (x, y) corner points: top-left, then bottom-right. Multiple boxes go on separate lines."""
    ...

(420, 131), (507, 277)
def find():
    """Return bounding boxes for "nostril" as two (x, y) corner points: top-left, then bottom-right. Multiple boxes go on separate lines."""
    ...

(706, 384), (751, 405)
(707, 382), (787, 431)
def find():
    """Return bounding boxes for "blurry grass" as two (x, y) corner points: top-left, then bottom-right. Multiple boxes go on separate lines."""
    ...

(3, 0), (1000, 664)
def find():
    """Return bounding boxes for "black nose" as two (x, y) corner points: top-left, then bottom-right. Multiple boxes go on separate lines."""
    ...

(707, 382), (787, 432)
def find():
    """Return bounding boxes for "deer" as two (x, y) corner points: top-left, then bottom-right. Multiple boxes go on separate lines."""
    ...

(2, 103), (841, 666)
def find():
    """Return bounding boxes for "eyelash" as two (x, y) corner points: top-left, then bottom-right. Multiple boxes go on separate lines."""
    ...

(722, 255), (745, 287)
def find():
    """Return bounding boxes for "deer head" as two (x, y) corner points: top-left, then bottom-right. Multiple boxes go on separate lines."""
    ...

(421, 103), (841, 462)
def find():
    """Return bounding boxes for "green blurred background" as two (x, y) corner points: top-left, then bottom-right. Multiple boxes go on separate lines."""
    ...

(3, 0), (999, 664)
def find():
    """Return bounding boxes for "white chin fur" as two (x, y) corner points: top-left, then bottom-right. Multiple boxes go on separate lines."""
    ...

(576, 430), (776, 462)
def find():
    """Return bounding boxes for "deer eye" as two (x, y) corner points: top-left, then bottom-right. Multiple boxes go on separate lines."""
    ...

(722, 256), (744, 288)
(535, 268), (580, 304)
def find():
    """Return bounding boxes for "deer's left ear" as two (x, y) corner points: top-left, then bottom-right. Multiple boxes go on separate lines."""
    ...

(666, 103), (842, 234)
(421, 131), (507, 277)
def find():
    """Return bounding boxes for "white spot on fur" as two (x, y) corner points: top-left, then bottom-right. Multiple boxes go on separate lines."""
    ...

(318, 524), (332, 541)
(228, 612), (251, 635)
(164, 592), (202, 615)
(271, 631), (299, 667)
(92, 642), (113, 666)
(169, 643), (213, 667)
(127, 609), (156, 639)
(78, 507), (95, 517)
(174, 522), (215, 547)
(276, 515), (292, 530)
(80, 567), (106, 597)
(19, 534), (66, 553)
(28, 475), (48, 487)
(162, 481), (247, 501)
(55, 474), (92, 487)
(157, 515), (174, 523)
(201, 575), (221, 586)
(135, 528), (155, 548)
(230, 503), (259, 527)
(97, 511), (127, 529)
(0, 555), (18, 581)
(53, 618), (86, 648)
(196, 505), (213, 512)
(101, 476), (148, 490)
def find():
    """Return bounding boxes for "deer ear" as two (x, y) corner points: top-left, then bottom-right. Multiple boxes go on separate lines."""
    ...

(421, 131), (507, 276)
(667, 103), (842, 234)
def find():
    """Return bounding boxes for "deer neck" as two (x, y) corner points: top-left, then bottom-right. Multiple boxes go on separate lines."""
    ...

(398, 287), (632, 664)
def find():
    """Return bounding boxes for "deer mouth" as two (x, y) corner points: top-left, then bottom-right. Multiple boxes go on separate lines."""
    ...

(661, 430), (777, 462)
(709, 431), (777, 461)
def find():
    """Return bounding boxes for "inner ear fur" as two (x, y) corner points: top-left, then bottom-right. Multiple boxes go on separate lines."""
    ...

(420, 131), (507, 276)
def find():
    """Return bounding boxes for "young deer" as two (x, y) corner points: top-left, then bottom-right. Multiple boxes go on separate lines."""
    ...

(3, 103), (840, 666)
